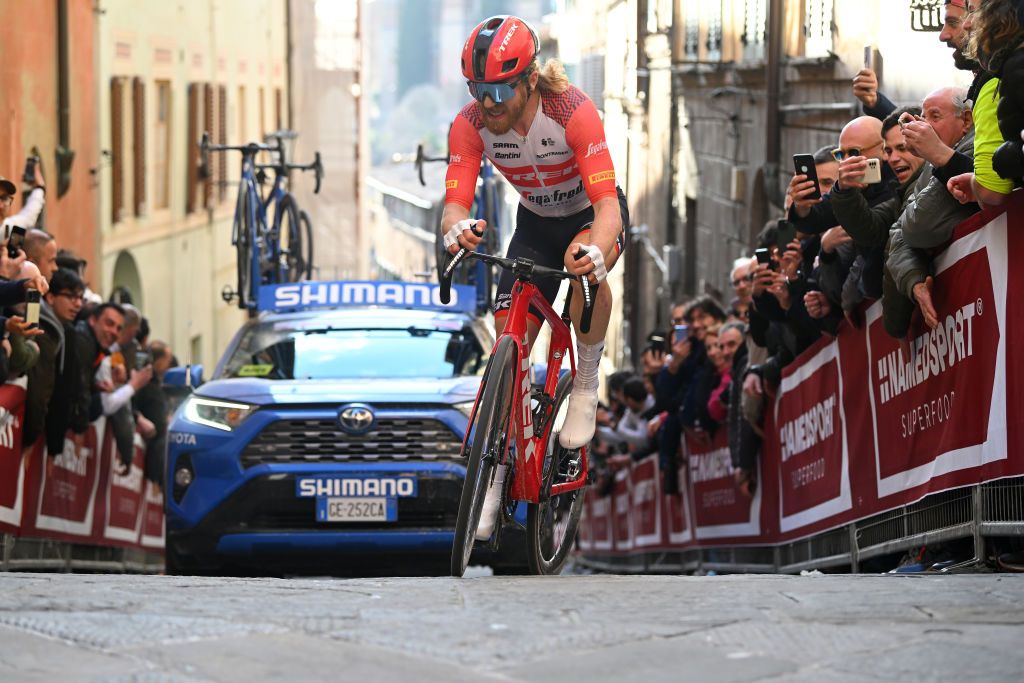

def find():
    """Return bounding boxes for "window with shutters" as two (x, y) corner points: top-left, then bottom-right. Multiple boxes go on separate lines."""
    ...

(275, 88), (283, 131)
(111, 77), (125, 224)
(705, 2), (723, 62)
(259, 86), (266, 138)
(804, 0), (835, 57)
(238, 85), (247, 144)
(683, 0), (700, 61)
(203, 83), (213, 209)
(154, 80), (171, 210)
(186, 83), (199, 214)
(132, 78), (146, 216)
(217, 85), (228, 203)
(742, 0), (768, 62)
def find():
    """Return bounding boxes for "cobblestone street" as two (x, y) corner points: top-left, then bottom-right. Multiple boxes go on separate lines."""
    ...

(0, 572), (1021, 682)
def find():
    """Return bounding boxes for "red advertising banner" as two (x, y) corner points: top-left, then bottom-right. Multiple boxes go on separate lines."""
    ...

(579, 195), (1024, 558)
(769, 340), (852, 534)
(0, 381), (28, 534)
(684, 429), (762, 541)
(97, 431), (147, 546)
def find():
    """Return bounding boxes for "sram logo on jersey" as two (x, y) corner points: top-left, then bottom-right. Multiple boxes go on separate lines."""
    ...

(296, 475), (418, 498)
(492, 142), (519, 149)
(526, 179), (584, 207)
(588, 170), (615, 184)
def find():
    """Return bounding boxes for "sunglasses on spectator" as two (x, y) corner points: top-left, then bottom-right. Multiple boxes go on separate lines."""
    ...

(831, 139), (883, 162)
(467, 73), (528, 104)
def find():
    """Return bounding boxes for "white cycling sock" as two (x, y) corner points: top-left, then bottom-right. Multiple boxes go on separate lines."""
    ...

(573, 341), (604, 393)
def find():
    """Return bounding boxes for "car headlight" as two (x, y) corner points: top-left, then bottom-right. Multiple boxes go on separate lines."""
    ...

(183, 396), (256, 432)
(454, 401), (475, 419)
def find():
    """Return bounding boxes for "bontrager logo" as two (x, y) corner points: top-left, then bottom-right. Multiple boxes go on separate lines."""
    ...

(876, 301), (978, 404)
(779, 395), (836, 462)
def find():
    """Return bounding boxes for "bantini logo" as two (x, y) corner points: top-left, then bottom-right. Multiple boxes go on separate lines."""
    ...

(338, 404), (375, 434)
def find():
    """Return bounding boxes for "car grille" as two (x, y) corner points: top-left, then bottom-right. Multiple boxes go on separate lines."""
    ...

(241, 417), (464, 467)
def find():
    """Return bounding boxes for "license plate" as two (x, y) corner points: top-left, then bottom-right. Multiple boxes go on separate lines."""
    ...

(316, 497), (397, 522)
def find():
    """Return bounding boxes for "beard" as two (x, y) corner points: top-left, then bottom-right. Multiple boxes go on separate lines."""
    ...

(952, 47), (980, 72)
(480, 90), (529, 135)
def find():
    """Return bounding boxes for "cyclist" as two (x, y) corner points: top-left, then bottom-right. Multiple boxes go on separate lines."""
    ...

(441, 15), (628, 538)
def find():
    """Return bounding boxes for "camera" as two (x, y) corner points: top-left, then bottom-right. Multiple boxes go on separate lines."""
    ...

(6, 225), (26, 259)
(25, 289), (40, 329)
(22, 155), (39, 185)
(862, 158), (882, 185)
(646, 333), (666, 354)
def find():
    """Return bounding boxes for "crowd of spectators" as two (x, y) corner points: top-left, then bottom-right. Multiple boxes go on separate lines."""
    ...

(0, 164), (172, 487)
(589, 0), (1024, 499)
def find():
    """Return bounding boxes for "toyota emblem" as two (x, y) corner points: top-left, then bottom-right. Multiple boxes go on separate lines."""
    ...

(338, 404), (375, 434)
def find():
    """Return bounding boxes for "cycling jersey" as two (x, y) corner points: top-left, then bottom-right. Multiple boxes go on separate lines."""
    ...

(445, 85), (618, 218)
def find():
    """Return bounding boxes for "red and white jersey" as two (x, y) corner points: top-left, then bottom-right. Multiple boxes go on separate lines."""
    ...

(445, 85), (618, 218)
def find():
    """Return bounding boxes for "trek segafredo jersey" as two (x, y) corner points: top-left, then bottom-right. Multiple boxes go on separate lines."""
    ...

(445, 85), (618, 218)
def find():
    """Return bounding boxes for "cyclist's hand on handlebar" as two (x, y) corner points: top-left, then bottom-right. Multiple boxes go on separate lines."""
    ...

(443, 218), (486, 255)
(566, 242), (608, 283)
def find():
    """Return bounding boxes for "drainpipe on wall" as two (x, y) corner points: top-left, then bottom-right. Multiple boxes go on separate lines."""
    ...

(763, 0), (785, 215)
(56, 0), (75, 198)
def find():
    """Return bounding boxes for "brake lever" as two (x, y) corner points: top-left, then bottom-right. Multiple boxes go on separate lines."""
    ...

(573, 249), (599, 335)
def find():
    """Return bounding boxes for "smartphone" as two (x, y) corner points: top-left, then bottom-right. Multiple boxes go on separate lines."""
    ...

(793, 153), (821, 200)
(674, 324), (689, 341)
(647, 334), (666, 354)
(863, 158), (882, 184)
(776, 220), (798, 251)
(25, 289), (40, 329)
(6, 225), (26, 258)
(863, 45), (875, 71)
(135, 350), (153, 369)
(754, 248), (771, 266)
(22, 156), (38, 184)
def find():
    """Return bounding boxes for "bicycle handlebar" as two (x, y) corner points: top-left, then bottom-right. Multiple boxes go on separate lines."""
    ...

(438, 226), (600, 334)
(415, 143), (449, 187)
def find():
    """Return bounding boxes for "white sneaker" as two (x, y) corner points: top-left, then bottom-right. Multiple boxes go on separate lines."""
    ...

(474, 464), (506, 540)
(558, 388), (598, 449)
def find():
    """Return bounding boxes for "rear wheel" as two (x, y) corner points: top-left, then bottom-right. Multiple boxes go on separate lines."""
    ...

(275, 195), (304, 283)
(451, 336), (517, 577)
(527, 371), (587, 575)
(234, 186), (256, 308)
(298, 209), (315, 280)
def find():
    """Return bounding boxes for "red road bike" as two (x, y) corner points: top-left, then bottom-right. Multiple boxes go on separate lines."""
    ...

(440, 241), (597, 577)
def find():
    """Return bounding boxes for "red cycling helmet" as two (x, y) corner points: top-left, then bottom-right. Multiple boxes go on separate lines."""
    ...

(461, 15), (539, 102)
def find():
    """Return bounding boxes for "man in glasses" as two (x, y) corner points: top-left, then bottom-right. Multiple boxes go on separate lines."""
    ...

(442, 15), (628, 539)
(25, 268), (86, 457)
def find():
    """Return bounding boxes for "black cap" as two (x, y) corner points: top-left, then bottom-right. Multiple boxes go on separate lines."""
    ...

(0, 176), (16, 197)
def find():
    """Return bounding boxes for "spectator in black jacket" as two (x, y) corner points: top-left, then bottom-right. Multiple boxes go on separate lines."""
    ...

(25, 268), (86, 456)
(135, 340), (172, 486)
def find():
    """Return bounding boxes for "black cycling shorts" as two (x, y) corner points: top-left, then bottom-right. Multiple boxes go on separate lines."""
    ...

(494, 186), (629, 325)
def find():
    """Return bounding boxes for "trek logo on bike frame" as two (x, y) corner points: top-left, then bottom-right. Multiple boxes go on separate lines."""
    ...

(520, 357), (538, 463)
(259, 280), (476, 314)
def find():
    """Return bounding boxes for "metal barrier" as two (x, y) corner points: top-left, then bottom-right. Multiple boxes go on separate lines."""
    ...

(577, 477), (1024, 574)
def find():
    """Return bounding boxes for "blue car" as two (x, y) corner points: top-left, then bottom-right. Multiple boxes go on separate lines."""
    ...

(164, 281), (526, 575)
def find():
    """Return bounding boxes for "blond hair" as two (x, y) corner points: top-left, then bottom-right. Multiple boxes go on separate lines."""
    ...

(530, 58), (570, 95)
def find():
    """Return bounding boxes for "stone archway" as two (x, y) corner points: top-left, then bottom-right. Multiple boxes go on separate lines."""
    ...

(111, 250), (143, 310)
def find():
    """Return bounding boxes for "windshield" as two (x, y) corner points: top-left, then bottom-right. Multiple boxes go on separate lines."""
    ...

(221, 322), (489, 380)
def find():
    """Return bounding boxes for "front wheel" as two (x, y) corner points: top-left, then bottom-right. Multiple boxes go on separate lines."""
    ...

(527, 371), (587, 575)
(451, 336), (517, 577)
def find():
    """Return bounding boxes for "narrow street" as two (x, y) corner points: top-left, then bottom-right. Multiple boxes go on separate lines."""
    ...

(1, 572), (1021, 682)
